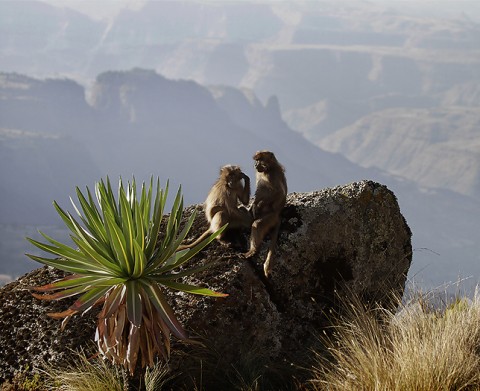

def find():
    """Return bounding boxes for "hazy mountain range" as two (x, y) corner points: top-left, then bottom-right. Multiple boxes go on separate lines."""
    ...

(0, 69), (370, 280)
(1, 0), (479, 291)
(1, 69), (479, 292)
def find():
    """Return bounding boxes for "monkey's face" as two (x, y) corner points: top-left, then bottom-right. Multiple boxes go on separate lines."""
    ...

(227, 171), (242, 188)
(221, 165), (244, 188)
(253, 151), (275, 173)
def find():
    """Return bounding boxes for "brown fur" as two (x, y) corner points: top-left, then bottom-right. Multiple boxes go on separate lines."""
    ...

(244, 150), (287, 277)
(179, 165), (252, 249)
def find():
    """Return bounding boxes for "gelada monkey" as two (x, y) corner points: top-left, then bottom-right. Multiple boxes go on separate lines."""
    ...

(179, 165), (252, 250)
(244, 150), (287, 277)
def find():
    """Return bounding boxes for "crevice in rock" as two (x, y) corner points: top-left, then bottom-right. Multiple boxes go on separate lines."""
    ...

(312, 253), (355, 308)
(247, 259), (286, 313)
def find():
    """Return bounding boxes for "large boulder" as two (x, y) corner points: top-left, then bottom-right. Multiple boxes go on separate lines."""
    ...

(0, 180), (411, 385)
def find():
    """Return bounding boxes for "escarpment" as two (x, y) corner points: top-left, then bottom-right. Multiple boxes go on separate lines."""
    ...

(0, 180), (412, 385)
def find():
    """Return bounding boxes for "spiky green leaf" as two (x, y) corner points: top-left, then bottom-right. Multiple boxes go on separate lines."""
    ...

(69, 285), (111, 314)
(75, 186), (108, 244)
(30, 275), (119, 292)
(159, 280), (228, 297)
(103, 209), (131, 275)
(26, 254), (104, 275)
(126, 280), (143, 327)
(157, 224), (227, 274)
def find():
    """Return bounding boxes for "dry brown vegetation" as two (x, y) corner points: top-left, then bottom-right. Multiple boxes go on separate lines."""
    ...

(310, 290), (480, 391)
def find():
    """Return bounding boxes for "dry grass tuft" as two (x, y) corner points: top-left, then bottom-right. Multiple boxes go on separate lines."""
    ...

(144, 362), (172, 391)
(41, 350), (172, 391)
(42, 352), (124, 391)
(310, 289), (480, 391)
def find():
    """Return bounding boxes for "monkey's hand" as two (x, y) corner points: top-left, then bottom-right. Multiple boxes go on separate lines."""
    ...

(241, 172), (250, 183)
(250, 204), (257, 219)
(252, 200), (265, 218)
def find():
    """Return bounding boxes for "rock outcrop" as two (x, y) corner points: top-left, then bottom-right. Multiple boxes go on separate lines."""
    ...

(0, 181), (412, 385)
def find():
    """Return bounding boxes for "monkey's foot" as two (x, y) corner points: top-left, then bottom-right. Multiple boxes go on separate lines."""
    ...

(263, 260), (272, 278)
(243, 250), (256, 259)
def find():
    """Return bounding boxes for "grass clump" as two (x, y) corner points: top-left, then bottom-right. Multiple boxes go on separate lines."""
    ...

(42, 350), (171, 391)
(310, 290), (480, 391)
(43, 352), (124, 391)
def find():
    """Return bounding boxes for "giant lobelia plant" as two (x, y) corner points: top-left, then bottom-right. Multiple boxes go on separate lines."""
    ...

(26, 177), (227, 374)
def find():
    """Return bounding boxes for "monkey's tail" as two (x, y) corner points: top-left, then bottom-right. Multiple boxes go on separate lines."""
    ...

(177, 230), (212, 251)
(263, 224), (280, 278)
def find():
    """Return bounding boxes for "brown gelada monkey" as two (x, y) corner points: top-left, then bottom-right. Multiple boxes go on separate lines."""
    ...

(244, 150), (287, 277)
(179, 165), (252, 250)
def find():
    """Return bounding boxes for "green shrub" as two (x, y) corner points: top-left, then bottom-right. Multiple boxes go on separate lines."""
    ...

(27, 177), (226, 374)
(1, 366), (46, 391)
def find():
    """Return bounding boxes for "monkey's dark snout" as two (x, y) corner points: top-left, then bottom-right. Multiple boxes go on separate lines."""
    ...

(255, 161), (266, 172)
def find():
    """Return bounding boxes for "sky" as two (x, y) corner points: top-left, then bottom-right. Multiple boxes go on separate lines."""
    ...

(40, 0), (147, 20)
(38, 0), (480, 22)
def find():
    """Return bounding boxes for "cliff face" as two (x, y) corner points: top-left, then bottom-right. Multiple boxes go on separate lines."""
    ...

(317, 107), (480, 198)
(0, 181), (411, 385)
